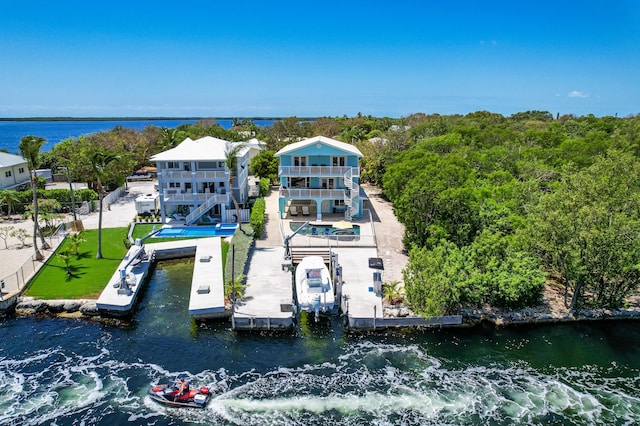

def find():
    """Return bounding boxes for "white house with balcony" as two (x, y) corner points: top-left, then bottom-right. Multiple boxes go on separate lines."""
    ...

(151, 136), (251, 224)
(0, 152), (30, 190)
(275, 135), (364, 222)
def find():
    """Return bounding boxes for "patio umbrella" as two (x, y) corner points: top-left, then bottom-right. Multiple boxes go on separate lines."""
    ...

(333, 220), (353, 229)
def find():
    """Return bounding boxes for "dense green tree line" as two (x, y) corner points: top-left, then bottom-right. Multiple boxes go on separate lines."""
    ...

(375, 112), (640, 315)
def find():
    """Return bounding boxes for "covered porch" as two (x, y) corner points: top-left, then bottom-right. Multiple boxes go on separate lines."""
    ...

(278, 187), (365, 222)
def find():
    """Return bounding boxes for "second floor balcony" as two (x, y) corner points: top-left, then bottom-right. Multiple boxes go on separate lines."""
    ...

(278, 165), (359, 177)
(162, 191), (229, 204)
(279, 187), (346, 199)
(159, 170), (228, 180)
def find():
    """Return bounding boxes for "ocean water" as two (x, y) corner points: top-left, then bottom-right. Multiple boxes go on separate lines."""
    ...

(1, 259), (639, 425)
(0, 119), (275, 154)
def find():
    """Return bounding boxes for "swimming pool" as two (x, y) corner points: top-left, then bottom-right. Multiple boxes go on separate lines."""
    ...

(153, 224), (238, 238)
(290, 222), (360, 236)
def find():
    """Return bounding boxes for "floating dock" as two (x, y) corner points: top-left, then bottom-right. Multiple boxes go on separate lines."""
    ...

(188, 237), (226, 319)
(96, 244), (153, 315)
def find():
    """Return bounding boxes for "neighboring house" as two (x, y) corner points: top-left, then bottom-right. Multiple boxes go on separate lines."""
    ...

(275, 135), (364, 221)
(0, 152), (30, 190)
(244, 138), (267, 163)
(150, 136), (251, 224)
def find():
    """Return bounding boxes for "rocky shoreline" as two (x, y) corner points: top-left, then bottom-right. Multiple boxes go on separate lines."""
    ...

(12, 296), (640, 327)
(383, 302), (640, 327)
(14, 297), (100, 317)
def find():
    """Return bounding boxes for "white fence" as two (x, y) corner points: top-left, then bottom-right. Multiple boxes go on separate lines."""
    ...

(0, 232), (66, 298)
(99, 185), (126, 210)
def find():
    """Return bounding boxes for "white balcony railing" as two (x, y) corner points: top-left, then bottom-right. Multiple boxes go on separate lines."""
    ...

(278, 165), (359, 177)
(195, 170), (227, 179)
(279, 188), (345, 199)
(163, 192), (229, 203)
(160, 170), (227, 180)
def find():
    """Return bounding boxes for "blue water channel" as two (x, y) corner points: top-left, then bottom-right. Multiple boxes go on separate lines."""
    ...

(1, 259), (639, 425)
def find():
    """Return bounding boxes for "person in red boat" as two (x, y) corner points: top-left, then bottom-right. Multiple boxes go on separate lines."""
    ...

(176, 379), (190, 396)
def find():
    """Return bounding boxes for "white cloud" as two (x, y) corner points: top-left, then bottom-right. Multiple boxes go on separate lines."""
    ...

(568, 90), (590, 98)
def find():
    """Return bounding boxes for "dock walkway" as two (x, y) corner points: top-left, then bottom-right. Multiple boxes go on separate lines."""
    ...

(188, 237), (226, 319)
(233, 246), (294, 330)
(333, 247), (384, 329)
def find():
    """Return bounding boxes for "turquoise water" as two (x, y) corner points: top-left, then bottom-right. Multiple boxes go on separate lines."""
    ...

(153, 224), (238, 238)
(291, 222), (361, 236)
(1, 260), (640, 425)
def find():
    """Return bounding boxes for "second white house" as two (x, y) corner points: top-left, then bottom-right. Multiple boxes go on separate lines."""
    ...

(151, 136), (253, 224)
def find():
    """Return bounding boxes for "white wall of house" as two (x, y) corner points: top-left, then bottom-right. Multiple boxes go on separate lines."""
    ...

(0, 154), (30, 190)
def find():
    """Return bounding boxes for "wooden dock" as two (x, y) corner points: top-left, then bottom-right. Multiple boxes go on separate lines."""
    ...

(188, 238), (226, 319)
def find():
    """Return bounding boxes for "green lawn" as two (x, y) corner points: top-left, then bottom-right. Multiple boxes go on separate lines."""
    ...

(130, 223), (156, 242)
(24, 227), (129, 299)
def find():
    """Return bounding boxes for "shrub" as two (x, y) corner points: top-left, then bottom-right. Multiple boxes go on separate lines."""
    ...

(259, 177), (270, 197)
(250, 197), (266, 238)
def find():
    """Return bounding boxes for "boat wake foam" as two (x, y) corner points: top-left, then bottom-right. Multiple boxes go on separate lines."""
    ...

(1, 342), (639, 425)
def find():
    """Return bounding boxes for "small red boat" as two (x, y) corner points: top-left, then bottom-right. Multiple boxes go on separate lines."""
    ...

(148, 380), (211, 408)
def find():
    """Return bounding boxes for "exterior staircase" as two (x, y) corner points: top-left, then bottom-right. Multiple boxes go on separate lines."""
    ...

(184, 194), (222, 225)
(343, 168), (359, 221)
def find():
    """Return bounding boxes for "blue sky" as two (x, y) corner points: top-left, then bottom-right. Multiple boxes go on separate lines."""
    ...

(0, 0), (638, 118)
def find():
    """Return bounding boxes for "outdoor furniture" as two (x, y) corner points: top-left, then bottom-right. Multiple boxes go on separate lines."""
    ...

(290, 205), (299, 216)
(302, 205), (310, 216)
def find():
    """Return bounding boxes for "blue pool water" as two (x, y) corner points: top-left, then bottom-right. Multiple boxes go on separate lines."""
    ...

(290, 222), (360, 236)
(153, 224), (238, 238)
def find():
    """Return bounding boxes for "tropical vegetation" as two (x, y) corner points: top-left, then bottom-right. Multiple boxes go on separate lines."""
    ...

(16, 113), (640, 316)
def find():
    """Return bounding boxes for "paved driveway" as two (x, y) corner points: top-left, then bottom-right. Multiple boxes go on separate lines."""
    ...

(361, 183), (408, 284)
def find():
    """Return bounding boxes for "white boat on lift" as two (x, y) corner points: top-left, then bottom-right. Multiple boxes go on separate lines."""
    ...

(295, 256), (335, 321)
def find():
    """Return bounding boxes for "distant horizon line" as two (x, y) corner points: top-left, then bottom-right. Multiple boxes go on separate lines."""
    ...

(0, 116), (298, 122)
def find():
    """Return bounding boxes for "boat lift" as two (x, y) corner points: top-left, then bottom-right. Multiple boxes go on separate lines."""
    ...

(282, 221), (309, 317)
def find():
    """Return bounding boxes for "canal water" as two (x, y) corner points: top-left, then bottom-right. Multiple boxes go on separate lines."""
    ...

(1, 259), (639, 425)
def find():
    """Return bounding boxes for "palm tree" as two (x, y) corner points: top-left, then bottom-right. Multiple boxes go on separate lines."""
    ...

(90, 151), (120, 259)
(160, 127), (180, 150)
(0, 190), (19, 218)
(57, 249), (72, 276)
(225, 143), (245, 224)
(19, 135), (46, 260)
(67, 231), (86, 257)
